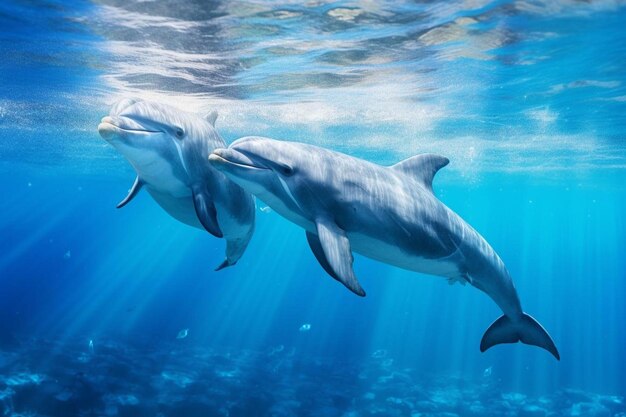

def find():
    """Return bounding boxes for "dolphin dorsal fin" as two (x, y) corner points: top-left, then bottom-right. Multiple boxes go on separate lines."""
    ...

(204, 110), (218, 127)
(391, 154), (449, 192)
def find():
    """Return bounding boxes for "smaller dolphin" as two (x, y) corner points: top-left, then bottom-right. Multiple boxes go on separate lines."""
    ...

(98, 99), (255, 269)
(208, 137), (559, 359)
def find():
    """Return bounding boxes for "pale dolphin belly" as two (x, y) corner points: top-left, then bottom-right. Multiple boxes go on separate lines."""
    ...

(121, 146), (190, 198)
(147, 189), (203, 230)
(348, 231), (463, 279)
(128, 148), (200, 228)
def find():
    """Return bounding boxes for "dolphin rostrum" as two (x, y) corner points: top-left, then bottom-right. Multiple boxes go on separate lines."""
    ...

(98, 98), (255, 270)
(208, 137), (559, 359)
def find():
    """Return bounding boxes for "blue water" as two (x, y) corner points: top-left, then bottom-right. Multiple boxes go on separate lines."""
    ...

(1, 0), (625, 416)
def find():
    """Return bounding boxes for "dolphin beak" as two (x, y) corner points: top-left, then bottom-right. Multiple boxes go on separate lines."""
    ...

(208, 148), (229, 165)
(98, 116), (118, 141)
(98, 113), (161, 143)
(209, 148), (267, 171)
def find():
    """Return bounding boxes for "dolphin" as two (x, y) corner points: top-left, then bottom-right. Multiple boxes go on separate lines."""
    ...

(208, 137), (560, 359)
(98, 98), (255, 270)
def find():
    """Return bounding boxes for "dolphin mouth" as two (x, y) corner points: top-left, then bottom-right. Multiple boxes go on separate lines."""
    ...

(98, 116), (161, 140)
(209, 148), (268, 171)
(99, 116), (161, 134)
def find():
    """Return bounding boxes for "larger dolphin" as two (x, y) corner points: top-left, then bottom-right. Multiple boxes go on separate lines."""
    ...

(98, 99), (255, 269)
(208, 137), (560, 359)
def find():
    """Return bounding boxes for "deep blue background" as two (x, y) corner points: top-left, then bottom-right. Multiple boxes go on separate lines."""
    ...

(0, 0), (625, 412)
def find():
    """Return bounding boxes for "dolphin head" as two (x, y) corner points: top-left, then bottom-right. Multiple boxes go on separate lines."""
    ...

(98, 98), (187, 150)
(209, 137), (314, 217)
(98, 98), (217, 185)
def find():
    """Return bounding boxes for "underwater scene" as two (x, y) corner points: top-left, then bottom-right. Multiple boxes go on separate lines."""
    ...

(1, 0), (625, 416)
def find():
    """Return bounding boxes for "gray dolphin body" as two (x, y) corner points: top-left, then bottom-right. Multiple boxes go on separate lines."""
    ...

(98, 99), (255, 269)
(209, 137), (559, 359)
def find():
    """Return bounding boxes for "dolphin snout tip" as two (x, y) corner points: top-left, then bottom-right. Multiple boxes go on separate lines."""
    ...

(208, 150), (227, 167)
(209, 148), (229, 159)
(211, 148), (227, 156)
(98, 120), (117, 141)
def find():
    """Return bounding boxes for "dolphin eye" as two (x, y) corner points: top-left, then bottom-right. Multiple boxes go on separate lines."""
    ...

(175, 127), (184, 138)
(280, 164), (294, 176)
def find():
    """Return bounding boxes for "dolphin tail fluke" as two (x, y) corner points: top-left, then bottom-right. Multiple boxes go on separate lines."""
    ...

(216, 235), (253, 272)
(480, 313), (560, 360)
(215, 258), (236, 271)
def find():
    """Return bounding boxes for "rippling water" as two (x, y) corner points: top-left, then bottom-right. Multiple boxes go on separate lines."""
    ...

(1, 1), (625, 416)
(3, 0), (626, 171)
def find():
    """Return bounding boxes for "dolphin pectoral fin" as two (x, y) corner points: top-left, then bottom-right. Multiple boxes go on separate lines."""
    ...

(480, 313), (560, 360)
(116, 176), (144, 209)
(192, 187), (223, 238)
(306, 231), (340, 281)
(311, 220), (366, 297)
